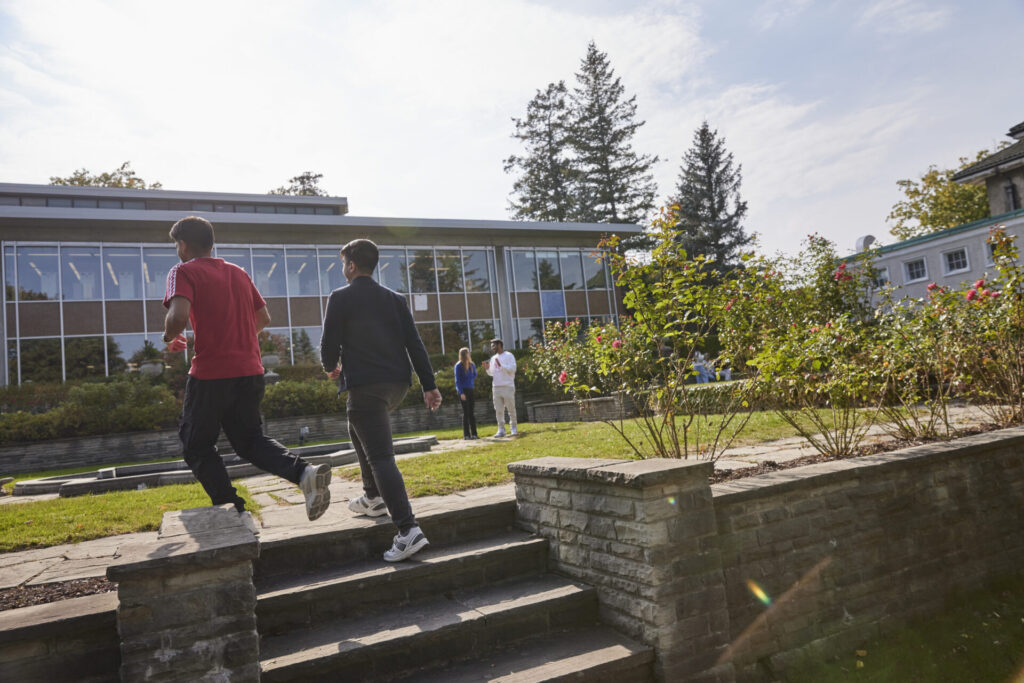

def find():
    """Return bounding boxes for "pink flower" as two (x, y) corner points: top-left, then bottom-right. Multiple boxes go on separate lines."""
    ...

(558, 370), (567, 384)
(611, 340), (622, 349)
(926, 282), (938, 291)
(966, 289), (978, 301)
(974, 279), (985, 290)
(595, 335), (602, 342)
(991, 291), (1002, 298)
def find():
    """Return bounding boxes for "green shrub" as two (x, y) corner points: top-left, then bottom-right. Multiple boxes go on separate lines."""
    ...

(0, 382), (70, 414)
(57, 380), (179, 436)
(0, 410), (60, 443)
(275, 365), (329, 383)
(262, 380), (345, 418)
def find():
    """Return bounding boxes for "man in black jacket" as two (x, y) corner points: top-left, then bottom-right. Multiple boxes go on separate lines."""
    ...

(320, 239), (442, 562)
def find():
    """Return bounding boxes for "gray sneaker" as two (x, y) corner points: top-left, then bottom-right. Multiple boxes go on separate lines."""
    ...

(348, 494), (388, 518)
(299, 463), (332, 521)
(383, 525), (429, 562)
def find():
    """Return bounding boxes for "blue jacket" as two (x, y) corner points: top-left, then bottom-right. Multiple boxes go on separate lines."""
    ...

(454, 362), (477, 393)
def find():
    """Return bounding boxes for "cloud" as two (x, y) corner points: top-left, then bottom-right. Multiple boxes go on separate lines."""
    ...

(752, 0), (814, 31)
(858, 0), (952, 35)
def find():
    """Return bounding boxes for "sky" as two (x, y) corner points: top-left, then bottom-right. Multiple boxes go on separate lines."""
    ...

(0, 0), (1020, 256)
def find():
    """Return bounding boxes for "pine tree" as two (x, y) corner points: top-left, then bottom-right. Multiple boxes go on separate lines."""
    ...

(503, 81), (575, 222)
(671, 121), (750, 269)
(569, 42), (658, 233)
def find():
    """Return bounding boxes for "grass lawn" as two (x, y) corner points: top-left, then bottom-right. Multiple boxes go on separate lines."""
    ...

(0, 483), (258, 553)
(784, 573), (1024, 682)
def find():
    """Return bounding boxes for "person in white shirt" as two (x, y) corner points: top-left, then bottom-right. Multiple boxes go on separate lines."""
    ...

(481, 338), (518, 437)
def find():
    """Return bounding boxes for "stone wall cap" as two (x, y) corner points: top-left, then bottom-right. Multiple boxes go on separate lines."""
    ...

(508, 456), (712, 488)
(107, 505), (259, 581)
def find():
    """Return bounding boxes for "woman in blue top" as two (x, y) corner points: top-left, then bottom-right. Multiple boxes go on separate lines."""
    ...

(454, 347), (478, 440)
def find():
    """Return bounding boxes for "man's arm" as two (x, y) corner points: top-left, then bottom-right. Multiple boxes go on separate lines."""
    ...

(256, 305), (271, 332)
(163, 296), (191, 341)
(320, 291), (343, 374)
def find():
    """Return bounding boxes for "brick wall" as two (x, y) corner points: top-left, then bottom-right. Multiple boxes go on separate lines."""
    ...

(510, 427), (1024, 681)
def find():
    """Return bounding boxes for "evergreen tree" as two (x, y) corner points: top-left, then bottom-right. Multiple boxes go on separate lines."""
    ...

(569, 42), (658, 236)
(671, 121), (750, 269)
(503, 81), (575, 222)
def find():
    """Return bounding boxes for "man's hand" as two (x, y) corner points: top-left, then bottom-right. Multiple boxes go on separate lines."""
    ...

(424, 388), (442, 411)
(327, 367), (341, 380)
(494, 357), (501, 368)
(166, 334), (187, 353)
(459, 393), (466, 401)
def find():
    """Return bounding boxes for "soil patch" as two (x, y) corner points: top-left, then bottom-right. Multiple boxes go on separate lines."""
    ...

(0, 577), (115, 612)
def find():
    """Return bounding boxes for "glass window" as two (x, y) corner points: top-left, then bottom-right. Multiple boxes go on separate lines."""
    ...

(63, 337), (108, 378)
(47, 197), (72, 207)
(276, 206), (296, 214)
(61, 246), (102, 301)
(904, 258), (927, 283)
(469, 320), (496, 351)
(319, 248), (347, 293)
(192, 202), (213, 212)
(416, 322), (442, 354)
(143, 247), (179, 299)
(463, 250), (491, 292)
(537, 251), (561, 291)
(943, 248), (969, 274)
(442, 322), (469, 354)
(315, 207), (334, 215)
(261, 328), (291, 362)
(435, 249), (464, 293)
(560, 251), (585, 290)
(511, 251), (538, 291)
(541, 291), (566, 318)
(584, 252), (608, 289)
(214, 204), (233, 212)
(98, 199), (121, 209)
(7, 340), (17, 384)
(122, 199), (145, 210)
(0, 196), (18, 206)
(21, 197), (45, 207)
(987, 241), (997, 265)
(517, 318), (544, 348)
(408, 249), (437, 293)
(286, 249), (319, 296)
(19, 338), (61, 383)
(17, 246), (59, 300)
(377, 249), (408, 293)
(255, 205), (275, 214)
(235, 205), (255, 214)
(104, 247), (142, 300)
(112, 333), (149, 372)
(296, 206), (315, 215)
(291, 327), (321, 365)
(873, 266), (890, 289)
(253, 248), (286, 297)
(5, 246), (15, 302)
(72, 198), (97, 208)
(217, 247), (251, 275)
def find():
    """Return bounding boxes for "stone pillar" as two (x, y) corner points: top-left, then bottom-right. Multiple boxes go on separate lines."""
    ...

(508, 457), (733, 682)
(106, 505), (261, 682)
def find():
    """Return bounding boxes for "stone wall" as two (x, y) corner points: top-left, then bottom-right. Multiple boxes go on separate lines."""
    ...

(526, 393), (635, 423)
(0, 395), (513, 476)
(510, 427), (1024, 681)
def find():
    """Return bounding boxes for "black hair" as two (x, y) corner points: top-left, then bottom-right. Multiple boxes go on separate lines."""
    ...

(340, 238), (379, 274)
(169, 216), (215, 251)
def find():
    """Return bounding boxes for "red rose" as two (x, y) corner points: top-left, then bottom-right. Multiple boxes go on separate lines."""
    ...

(611, 340), (622, 349)
(990, 290), (1002, 298)
(595, 335), (602, 342)
(974, 279), (985, 289)
(926, 282), (938, 291)
(558, 370), (568, 384)
(966, 289), (978, 301)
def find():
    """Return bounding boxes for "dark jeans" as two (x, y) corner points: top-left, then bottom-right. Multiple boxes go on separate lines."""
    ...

(180, 374), (307, 512)
(459, 387), (477, 437)
(347, 382), (417, 532)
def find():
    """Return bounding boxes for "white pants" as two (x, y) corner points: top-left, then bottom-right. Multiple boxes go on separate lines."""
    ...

(492, 385), (517, 431)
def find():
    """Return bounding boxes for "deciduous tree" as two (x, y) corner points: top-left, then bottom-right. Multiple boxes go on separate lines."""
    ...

(50, 161), (161, 189)
(270, 172), (329, 196)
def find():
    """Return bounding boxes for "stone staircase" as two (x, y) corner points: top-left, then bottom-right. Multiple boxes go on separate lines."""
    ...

(252, 498), (654, 681)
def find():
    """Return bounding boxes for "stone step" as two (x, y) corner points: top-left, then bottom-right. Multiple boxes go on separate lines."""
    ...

(256, 530), (549, 636)
(259, 574), (599, 682)
(254, 497), (517, 579)
(404, 625), (655, 682)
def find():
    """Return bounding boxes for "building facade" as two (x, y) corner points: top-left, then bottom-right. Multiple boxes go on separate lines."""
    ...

(0, 183), (637, 386)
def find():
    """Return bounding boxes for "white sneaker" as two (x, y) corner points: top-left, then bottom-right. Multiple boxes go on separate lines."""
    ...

(510, 428), (518, 436)
(299, 463), (332, 521)
(348, 494), (388, 518)
(493, 429), (506, 438)
(383, 525), (429, 562)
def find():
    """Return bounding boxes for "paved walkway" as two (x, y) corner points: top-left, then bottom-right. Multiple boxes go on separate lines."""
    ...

(0, 405), (991, 590)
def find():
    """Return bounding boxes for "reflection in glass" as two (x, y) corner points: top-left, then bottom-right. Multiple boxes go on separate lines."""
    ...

(409, 250), (436, 293)
(19, 338), (61, 382)
(517, 318), (544, 348)
(463, 250), (491, 292)
(217, 247), (252, 276)
(318, 248), (346, 293)
(261, 327), (291, 363)
(286, 249), (319, 297)
(143, 247), (179, 299)
(4, 247), (14, 302)
(511, 251), (538, 291)
(113, 333), (149, 372)
(584, 252), (608, 289)
(442, 322), (468, 354)
(560, 251), (584, 290)
(17, 246), (58, 300)
(377, 249), (408, 293)
(416, 322), (442, 354)
(435, 249), (464, 293)
(541, 291), (566, 319)
(65, 336), (114, 378)
(253, 249), (286, 297)
(104, 247), (142, 300)
(537, 251), (561, 290)
(469, 320), (496, 351)
(7, 340), (16, 384)
(61, 246), (101, 301)
(291, 327), (321, 365)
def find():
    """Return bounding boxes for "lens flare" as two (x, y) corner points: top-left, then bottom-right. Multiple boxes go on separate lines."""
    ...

(667, 496), (677, 505)
(746, 579), (772, 606)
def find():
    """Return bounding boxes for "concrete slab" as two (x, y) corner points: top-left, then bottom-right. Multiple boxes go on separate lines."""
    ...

(0, 558), (61, 589)
(28, 557), (112, 584)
